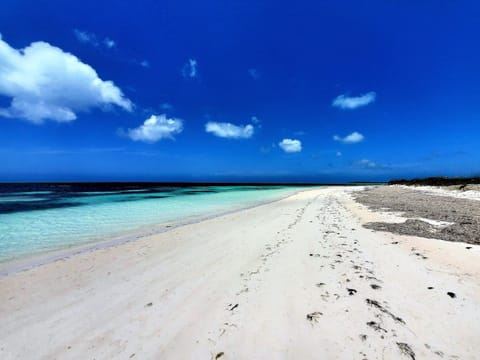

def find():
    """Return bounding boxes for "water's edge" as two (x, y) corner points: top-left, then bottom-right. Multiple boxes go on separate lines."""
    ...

(0, 187), (311, 277)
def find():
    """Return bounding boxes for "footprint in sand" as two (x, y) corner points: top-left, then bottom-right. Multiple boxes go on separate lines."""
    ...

(366, 321), (387, 333)
(306, 311), (323, 323)
(397, 342), (416, 360)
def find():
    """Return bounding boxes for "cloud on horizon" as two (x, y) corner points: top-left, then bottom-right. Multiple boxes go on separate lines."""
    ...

(127, 114), (183, 143)
(279, 138), (302, 153)
(333, 131), (365, 144)
(332, 91), (376, 110)
(205, 121), (254, 139)
(0, 35), (132, 123)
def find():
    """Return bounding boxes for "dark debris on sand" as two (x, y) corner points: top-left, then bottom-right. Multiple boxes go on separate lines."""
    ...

(354, 186), (480, 245)
(396, 342), (416, 360)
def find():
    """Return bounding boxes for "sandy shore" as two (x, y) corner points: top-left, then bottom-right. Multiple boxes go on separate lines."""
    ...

(1, 186), (479, 359)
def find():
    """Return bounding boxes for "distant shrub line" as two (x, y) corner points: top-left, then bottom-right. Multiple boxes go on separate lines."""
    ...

(388, 177), (480, 186)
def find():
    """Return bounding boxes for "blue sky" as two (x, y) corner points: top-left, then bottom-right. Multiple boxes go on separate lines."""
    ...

(0, 0), (479, 182)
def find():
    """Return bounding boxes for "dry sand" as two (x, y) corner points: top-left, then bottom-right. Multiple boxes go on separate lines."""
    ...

(1, 186), (479, 359)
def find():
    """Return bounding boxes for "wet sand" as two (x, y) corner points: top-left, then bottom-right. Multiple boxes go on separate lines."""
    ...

(1, 186), (479, 359)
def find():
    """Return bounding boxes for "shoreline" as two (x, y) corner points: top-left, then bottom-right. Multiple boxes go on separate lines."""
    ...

(1, 186), (478, 359)
(0, 186), (312, 277)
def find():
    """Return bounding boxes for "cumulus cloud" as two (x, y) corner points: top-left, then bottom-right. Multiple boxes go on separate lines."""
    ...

(182, 58), (198, 78)
(127, 114), (183, 143)
(0, 35), (132, 123)
(279, 138), (302, 153)
(205, 121), (254, 139)
(333, 131), (365, 144)
(332, 91), (376, 110)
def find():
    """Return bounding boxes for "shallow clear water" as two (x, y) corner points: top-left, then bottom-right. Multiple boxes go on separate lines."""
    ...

(0, 184), (305, 263)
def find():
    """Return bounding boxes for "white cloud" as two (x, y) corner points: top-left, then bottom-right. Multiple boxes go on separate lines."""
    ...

(332, 91), (376, 110)
(279, 138), (302, 153)
(205, 121), (254, 139)
(74, 29), (117, 50)
(250, 116), (262, 129)
(73, 29), (98, 46)
(357, 159), (377, 168)
(336, 151), (343, 157)
(182, 58), (198, 78)
(0, 35), (132, 123)
(248, 68), (260, 80)
(127, 114), (183, 143)
(333, 131), (365, 144)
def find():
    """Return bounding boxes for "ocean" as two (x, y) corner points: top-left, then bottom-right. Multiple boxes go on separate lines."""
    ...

(0, 183), (306, 264)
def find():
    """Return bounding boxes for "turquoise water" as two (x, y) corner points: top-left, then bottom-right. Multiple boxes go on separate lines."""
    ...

(0, 185), (304, 263)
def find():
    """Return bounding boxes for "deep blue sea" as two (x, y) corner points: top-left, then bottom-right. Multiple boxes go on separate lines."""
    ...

(0, 183), (304, 263)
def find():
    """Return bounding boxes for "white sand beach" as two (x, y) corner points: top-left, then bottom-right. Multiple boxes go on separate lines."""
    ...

(1, 186), (479, 359)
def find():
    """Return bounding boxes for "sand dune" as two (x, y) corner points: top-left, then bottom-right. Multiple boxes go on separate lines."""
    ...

(1, 187), (479, 359)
